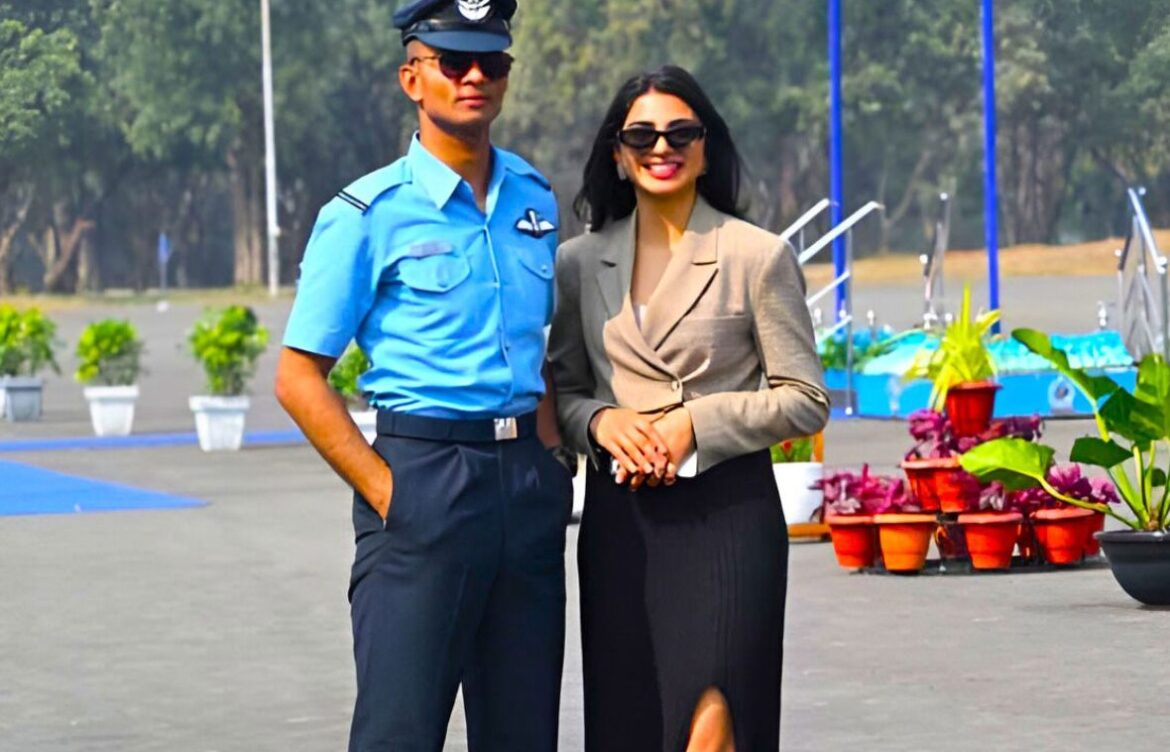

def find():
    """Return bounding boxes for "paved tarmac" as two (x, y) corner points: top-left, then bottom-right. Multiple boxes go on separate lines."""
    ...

(2, 278), (1167, 751)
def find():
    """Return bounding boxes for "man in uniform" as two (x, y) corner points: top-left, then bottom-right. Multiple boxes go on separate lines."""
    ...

(274, 2), (572, 749)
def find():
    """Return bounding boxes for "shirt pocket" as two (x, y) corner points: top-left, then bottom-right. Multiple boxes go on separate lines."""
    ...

(394, 247), (472, 293)
(514, 242), (555, 282)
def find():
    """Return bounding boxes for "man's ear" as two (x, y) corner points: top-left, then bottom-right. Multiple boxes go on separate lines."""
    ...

(399, 61), (423, 104)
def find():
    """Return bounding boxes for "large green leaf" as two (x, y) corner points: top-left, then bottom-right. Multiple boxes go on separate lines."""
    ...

(1099, 389), (1164, 446)
(1133, 354), (1170, 438)
(1011, 328), (1121, 404)
(959, 438), (1054, 491)
(1069, 437), (1132, 468)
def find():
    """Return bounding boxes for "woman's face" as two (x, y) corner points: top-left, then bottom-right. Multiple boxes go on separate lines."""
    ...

(614, 89), (706, 201)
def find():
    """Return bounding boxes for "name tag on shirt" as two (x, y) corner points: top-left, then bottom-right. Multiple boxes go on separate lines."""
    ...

(407, 241), (454, 258)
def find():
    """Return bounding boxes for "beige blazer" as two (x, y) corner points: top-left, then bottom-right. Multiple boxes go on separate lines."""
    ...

(548, 197), (830, 474)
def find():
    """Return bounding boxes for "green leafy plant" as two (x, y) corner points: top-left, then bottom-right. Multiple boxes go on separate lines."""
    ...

(75, 319), (144, 386)
(904, 285), (999, 410)
(960, 328), (1167, 531)
(0, 304), (60, 377)
(328, 344), (370, 409)
(188, 305), (269, 396)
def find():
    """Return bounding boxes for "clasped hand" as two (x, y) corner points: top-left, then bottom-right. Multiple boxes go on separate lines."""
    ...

(590, 407), (694, 490)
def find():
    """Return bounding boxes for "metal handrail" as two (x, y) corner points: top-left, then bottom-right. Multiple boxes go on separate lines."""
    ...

(801, 200), (885, 416)
(921, 192), (951, 329)
(797, 201), (884, 265)
(780, 198), (831, 256)
(1117, 187), (1168, 361)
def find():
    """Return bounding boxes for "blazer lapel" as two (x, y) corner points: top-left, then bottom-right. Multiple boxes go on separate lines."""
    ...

(639, 198), (721, 350)
(595, 213), (634, 319)
(594, 211), (678, 379)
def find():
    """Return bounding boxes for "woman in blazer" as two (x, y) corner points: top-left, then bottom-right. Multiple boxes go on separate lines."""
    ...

(548, 66), (830, 752)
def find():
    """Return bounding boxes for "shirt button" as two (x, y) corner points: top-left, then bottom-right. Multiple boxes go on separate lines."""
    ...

(671, 380), (680, 390)
(541, 264), (549, 274)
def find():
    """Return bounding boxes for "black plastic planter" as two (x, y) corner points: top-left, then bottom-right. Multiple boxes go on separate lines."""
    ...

(1096, 531), (1170, 606)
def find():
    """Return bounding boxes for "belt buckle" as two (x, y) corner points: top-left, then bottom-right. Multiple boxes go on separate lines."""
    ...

(493, 417), (519, 441)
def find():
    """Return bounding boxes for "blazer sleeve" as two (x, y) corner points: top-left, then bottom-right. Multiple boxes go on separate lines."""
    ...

(547, 245), (615, 465)
(685, 240), (831, 473)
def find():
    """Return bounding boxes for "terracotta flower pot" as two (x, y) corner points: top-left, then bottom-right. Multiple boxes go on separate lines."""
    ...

(958, 511), (1022, 570)
(945, 381), (1001, 437)
(902, 457), (979, 513)
(874, 513), (937, 573)
(826, 514), (877, 569)
(1084, 512), (1106, 556)
(1033, 508), (1095, 565)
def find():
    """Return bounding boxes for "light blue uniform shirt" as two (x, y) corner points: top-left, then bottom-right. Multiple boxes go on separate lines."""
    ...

(283, 136), (559, 419)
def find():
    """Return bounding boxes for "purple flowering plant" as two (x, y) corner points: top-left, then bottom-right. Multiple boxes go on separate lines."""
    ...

(1007, 463), (1119, 513)
(905, 409), (1043, 461)
(816, 464), (919, 516)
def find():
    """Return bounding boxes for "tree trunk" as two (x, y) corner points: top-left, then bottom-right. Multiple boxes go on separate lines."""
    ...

(0, 188), (34, 295)
(42, 203), (94, 293)
(228, 146), (265, 286)
(1003, 117), (1073, 244)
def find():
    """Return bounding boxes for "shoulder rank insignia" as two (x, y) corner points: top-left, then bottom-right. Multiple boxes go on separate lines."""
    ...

(515, 209), (556, 238)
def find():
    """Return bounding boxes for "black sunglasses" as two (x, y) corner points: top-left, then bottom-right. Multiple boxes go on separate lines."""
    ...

(409, 51), (513, 81)
(616, 123), (707, 150)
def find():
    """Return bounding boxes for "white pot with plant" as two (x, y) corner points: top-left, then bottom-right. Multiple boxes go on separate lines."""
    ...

(328, 344), (375, 443)
(188, 305), (269, 452)
(771, 434), (825, 525)
(0, 304), (60, 422)
(75, 319), (145, 436)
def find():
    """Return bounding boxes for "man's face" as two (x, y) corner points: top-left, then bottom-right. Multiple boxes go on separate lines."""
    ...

(399, 40), (509, 133)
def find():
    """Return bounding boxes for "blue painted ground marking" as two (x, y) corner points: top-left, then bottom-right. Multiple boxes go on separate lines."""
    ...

(0, 429), (305, 454)
(0, 459), (207, 516)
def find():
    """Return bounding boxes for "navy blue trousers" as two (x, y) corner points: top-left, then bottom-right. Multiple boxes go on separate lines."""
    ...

(348, 432), (572, 752)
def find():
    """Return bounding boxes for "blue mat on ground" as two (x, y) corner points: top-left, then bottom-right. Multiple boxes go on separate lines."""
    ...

(0, 429), (305, 454)
(0, 459), (206, 516)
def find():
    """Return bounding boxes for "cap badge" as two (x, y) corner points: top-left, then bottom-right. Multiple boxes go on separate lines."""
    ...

(457, 0), (492, 22)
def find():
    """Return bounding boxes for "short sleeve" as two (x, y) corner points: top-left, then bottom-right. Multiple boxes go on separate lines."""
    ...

(282, 200), (374, 358)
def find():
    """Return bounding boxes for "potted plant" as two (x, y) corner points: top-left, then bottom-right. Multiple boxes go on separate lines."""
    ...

(817, 466), (921, 570)
(904, 285), (1001, 436)
(902, 410), (1042, 513)
(187, 305), (269, 451)
(960, 328), (1170, 604)
(1007, 464), (1118, 564)
(0, 304), (60, 422)
(74, 319), (145, 437)
(328, 344), (375, 443)
(771, 434), (824, 526)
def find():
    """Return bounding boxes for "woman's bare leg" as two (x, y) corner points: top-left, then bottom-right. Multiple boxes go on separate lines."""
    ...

(686, 686), (735, 752)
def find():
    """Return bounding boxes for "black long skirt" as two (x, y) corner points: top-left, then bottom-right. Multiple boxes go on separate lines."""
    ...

(578, 449), (788, 752)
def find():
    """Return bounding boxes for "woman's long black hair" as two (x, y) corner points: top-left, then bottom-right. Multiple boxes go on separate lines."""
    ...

(573, 65), (746, 231)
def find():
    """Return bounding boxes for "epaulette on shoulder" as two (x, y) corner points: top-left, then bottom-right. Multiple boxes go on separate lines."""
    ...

(499, 150), (551, 190)
(335, 160), (410, 214)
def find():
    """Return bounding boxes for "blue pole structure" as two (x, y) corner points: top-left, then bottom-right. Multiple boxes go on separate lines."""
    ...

(981, 0), (1001, 331)
(828, 0), (845, 321)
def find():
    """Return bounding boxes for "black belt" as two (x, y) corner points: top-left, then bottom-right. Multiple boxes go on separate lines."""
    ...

(375, 410), (537, 442)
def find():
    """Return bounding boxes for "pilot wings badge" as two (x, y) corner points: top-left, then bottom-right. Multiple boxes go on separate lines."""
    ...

(515, 209), (556, 238)
(457, 0), (492, 22)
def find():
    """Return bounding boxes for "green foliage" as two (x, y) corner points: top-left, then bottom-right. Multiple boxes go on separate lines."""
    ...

(327, 344), (370, 408)
(187, 305), (268, 396)
(904, 285), (999, 410)
(960, 329), (1170, 531)
(74, 319), (143, 386)
(0, 304), (60, 377)
(0, 18), (83, 156)
(771, 436), (814, 464)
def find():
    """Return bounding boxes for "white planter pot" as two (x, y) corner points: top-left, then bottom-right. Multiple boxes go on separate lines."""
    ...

(350, 409), (377, 444)
(773, 462), (825, 525)
(84, 385), (139, 437)
(1, 376), (44, 422)
(189, 395), (251, 452)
